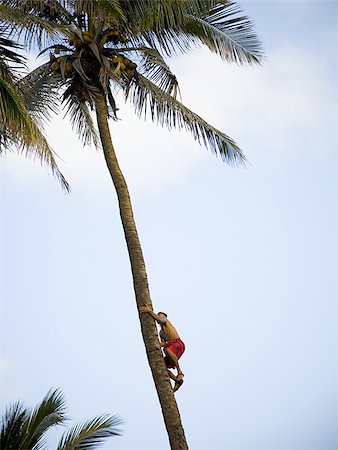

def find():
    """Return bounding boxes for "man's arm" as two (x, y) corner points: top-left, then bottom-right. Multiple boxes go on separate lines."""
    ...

(159, 334), (166, 347)
(139, 305), (165, 324)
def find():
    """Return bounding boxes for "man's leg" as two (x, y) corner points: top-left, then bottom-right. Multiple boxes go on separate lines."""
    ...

(167, 370), (177, 382)
(165, 348), (184, 382)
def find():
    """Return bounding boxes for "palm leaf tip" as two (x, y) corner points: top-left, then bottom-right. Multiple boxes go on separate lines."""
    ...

(27, 133), (71, 193)
(185, 2), (264, 65)
(62, 93), (100, 149)
(55, 169), (71, 193)
(21, 388), (68, 450)
(57, 414), (123, 450)
(209, 131), (247, 167)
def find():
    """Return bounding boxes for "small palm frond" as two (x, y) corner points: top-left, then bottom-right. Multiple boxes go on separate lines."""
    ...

(126, 1), (262, 64)
(184, 2), (263, 64)
(138, 46), (179, 98)
(20, 388), (68, 450)
(121, 0), (186, 32)
(0, 401), (28, 450)
(0, 2), (68, 49)
(4, 122), (70, 192)
(122, 0), (217, 34)
(37, 44), (74, 58)
(96, 0), (126, 20)
(72, 0), (126, 24)
(57, 414), (123, 450)
(0, 33), (26, 70)
(128, 25), (191, 58)
(0, 74), (39, 145)
(17, 62), (62, 124)
(0, 74), (70, 191)
(120, 0), (193, 55)
(63, 92), (100, 147)
(127, 74), (245, 166)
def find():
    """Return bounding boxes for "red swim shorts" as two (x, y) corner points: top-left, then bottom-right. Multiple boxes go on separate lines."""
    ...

(163, 338), (185, 369)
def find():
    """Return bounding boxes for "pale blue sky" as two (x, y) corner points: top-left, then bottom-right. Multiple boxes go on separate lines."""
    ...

(1, 2), (337, 449)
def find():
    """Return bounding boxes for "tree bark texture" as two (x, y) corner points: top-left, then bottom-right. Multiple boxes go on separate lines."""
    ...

(94, 93), (188, 450)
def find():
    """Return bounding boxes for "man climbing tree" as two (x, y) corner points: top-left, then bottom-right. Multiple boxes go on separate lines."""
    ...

(6, 1), (263, 447)
(140, 306), (185, 392)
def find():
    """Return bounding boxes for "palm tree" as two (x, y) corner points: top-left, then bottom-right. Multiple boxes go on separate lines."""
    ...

(0, 6), (69, 190)
(10, 1), (263, 448)
(0, 388), (122, 450)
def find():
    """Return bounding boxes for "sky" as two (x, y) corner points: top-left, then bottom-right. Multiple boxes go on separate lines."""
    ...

(1, 2), (337, 450)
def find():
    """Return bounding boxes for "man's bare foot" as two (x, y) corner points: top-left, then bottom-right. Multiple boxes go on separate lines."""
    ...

(173, 379), (184, 392)
(176, 373), (184, 382)
(173, 373), (184, 392)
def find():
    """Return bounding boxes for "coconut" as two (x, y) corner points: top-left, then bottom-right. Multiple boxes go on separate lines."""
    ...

(65, 62), (73, 75)
(100, 35), (109, 46)
(74, 37), (82, 49)
(82, 32), (93, 44)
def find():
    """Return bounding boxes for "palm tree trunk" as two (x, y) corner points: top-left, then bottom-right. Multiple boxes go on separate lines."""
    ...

(94, 92), (188, 450)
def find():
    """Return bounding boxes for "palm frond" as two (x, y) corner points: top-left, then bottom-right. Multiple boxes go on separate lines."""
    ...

(1, 390), (122, 450)
(122, 0), (216, 33)
(0, 33), (26, 70)
(26, 389), (66, 445)
(57, 414), (123, 450)
(98, 0), (126, 20)
(0, 75), (39, 144)
(124, 1), (262, 64)
(138, 46), (179, 97)
(26, 122), (71, 192)
(2, 122), (70, 192)
(0, 74), (70, 191)
(121, 0), (186, 32)
(119, 0), (198, 56)
(0, 401), (28, 450)
(17, 62), (62, 124)
(63, 92), (100, 147)
(127, 26), (192, 57)
(72, 0), (126, 24)
(184, 2), (263, 64)
(0, 2), (69, 49)
(127, 74), (245, 166)
(21, 388), (68, 450)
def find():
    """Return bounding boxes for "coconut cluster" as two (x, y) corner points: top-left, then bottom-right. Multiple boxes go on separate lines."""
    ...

(50, 30), (137, 81)
(111, 56), (137, 79)
(68, 31), (93, 48)
(50, 54), (73, 77)
(67, 28), (126, 49)
(100, 28), (127, 46)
